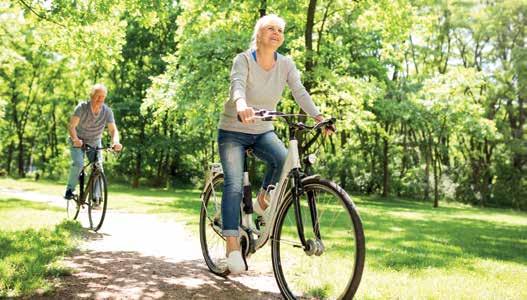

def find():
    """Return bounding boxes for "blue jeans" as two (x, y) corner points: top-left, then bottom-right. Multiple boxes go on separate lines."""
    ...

(218, 129), (287, 237)
(66, 140), (102, 192)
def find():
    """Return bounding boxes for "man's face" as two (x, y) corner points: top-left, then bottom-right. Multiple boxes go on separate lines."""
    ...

(91, 90), (106, 106)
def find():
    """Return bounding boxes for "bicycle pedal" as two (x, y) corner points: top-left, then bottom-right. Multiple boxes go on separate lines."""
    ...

(255, 216), (266, 229)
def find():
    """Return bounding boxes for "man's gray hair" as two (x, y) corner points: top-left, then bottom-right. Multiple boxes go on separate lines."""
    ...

(90, 83), (108, 97)
(249, 14), (286, 50)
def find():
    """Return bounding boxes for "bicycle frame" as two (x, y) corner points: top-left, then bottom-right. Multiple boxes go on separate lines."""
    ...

(77, 146), (106, 204)
(251, 138), (306, 250)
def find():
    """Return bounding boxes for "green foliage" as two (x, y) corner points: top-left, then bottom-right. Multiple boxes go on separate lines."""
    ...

(0, 0), (525, 208)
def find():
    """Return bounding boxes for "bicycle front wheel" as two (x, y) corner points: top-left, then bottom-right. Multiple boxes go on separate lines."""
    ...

(66, 197), (80, 220)
(87, 172), (108, 232)
(271, 178), (365, 300)
(199, 173), (230, 276)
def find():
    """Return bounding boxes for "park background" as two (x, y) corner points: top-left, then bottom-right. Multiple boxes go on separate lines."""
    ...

(1, 0), (526, 209)
(0, 0), (526, 299)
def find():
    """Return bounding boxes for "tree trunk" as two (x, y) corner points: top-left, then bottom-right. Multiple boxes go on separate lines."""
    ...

(297, 0), (317, 158)
(423, 134), (431, 201)
(133, 150), (141, 188)
(369, 133), (380, 194)
(433, 146), (439, 208)
(6, 142), (14, 175)
(399, 123), (409, 197)
(51, 103), (58, 158)
(17, 136), (25, 177)
(339, 131), (348, 190)
(155, 150), (165, 185)
(382, 126), (389, 198)
(133, 121), (146, 188)
(304, 0), (317, 85)
(259, 0), (267, 17)
(509, 94), (525, 209)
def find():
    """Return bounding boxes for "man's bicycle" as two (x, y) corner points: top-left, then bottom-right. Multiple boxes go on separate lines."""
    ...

(66, 144), (114, 231)
(199, 110), (365, 299)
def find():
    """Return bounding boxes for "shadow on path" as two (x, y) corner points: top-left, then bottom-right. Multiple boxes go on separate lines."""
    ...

(34, 250), (282, 299)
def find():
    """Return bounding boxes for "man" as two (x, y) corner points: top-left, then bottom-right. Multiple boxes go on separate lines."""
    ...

(64, 83), (123, 199)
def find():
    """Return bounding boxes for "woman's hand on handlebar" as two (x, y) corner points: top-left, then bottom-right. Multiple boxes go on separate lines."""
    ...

(315, 115), (336, 136)
(236, 101), (255, 124)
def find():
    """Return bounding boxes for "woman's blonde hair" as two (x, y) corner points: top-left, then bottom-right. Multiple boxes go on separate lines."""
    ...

(249, 14), (286, 50)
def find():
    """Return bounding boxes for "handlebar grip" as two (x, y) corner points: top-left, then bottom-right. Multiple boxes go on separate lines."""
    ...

(326, 118), (337, 132)
(237, 108), (267, 122)
(314, 117), (337, 131)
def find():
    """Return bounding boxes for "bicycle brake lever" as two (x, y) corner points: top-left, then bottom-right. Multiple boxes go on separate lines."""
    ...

(254, 109), (268, 117)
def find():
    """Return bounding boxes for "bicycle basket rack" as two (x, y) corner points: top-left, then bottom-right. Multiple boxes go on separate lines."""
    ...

(210, 163), (223, 175)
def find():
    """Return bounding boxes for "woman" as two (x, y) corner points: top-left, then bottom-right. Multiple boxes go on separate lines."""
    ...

(218, 14), (329, 274)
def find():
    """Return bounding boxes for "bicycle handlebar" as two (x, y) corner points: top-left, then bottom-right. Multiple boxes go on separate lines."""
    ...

(74, 144), (119, 152)
(238, 109), (336, 132)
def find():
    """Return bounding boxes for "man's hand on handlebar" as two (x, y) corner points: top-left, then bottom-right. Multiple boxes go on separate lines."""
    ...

(72, 138), (83, 148)
(112, 143), (123, 152)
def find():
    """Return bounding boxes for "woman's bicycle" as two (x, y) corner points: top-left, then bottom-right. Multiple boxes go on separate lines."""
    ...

(200, 110), (365, 299)
(66, 144), (114, 231)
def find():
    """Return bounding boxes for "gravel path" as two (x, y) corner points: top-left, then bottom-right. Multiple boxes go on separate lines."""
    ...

(0, 187), (283, 299)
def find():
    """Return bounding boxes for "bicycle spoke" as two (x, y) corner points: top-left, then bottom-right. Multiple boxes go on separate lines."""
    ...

(270, 237), (303, 248)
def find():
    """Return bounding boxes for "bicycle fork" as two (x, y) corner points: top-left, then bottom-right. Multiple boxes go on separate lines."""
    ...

(291, 170), (325, 256)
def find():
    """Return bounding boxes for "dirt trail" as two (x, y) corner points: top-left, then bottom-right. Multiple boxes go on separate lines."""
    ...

(0, 187), (282, 299)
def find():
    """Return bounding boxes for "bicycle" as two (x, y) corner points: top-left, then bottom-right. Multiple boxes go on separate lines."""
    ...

(66, 144), (115, 232)
(200, 110), (365, 299)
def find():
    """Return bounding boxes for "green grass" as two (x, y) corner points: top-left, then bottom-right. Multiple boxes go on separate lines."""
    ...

(0, 196), (83, 298)
(354, 196), (527, 299)
(1, 178), (526, 299)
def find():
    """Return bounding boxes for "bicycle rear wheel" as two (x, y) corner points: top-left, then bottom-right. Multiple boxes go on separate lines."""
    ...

(199, 173), (229, 276)
(271, 178), (365, 300)
(87, 172), (108, 232)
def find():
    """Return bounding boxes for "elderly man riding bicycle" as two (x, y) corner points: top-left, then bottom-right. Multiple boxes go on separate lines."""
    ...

(64, 83), (122, 201)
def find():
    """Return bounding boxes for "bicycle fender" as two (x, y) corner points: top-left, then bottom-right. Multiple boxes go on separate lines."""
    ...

(301, 174), (321, 182)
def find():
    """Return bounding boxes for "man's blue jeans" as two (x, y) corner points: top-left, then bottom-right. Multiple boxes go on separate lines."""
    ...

(218, 129), (287, 237)
(66, 140), (102, 193)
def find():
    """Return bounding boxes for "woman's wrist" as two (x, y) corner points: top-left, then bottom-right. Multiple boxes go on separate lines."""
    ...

(235, 99), (248, 112)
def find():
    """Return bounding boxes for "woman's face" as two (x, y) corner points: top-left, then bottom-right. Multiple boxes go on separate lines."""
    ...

(258, 20), (284, 49)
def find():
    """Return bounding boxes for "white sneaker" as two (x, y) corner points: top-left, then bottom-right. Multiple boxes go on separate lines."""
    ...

(226, 251), (245, 275)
